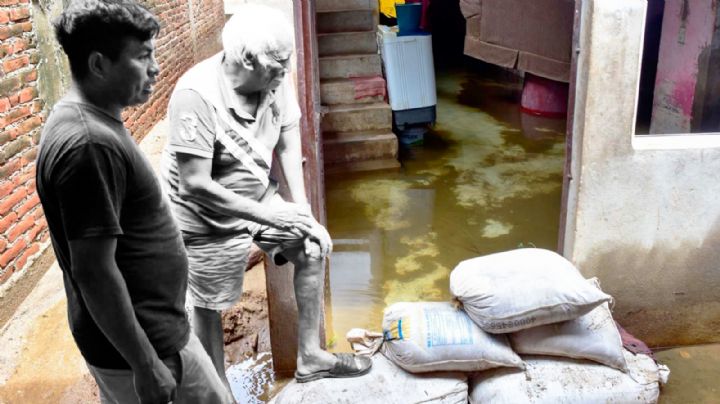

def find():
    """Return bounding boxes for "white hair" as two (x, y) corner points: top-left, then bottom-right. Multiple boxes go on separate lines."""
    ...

(222, 4), (294, 67)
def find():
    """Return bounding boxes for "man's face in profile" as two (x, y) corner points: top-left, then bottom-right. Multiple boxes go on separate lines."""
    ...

(104, 37), (159, 107)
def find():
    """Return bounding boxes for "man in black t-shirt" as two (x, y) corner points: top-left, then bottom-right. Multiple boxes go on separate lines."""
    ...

(36, 0), (232, 402)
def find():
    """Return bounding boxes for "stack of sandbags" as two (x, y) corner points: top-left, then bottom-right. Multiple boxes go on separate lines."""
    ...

(448, 248), (669, 403)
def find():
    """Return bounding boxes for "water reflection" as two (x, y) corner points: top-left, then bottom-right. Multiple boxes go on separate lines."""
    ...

(227, 352), (274, 403)
(325, 66), (566, 352)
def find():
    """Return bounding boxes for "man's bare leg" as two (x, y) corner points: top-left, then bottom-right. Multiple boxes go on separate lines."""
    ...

(282, 245), (336, 374)
(192, 307), (233, 392)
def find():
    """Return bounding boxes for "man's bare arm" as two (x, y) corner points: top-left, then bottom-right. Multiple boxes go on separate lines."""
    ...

(275, 125), (309, 208)
(69, 236), (175, 403)
(276, 126), (333, 257)
(176, 152), (314, 233)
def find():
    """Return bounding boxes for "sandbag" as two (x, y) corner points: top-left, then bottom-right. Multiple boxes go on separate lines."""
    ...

(510, 278), (627, 371)
(381, 302), (524, 373)
(270, 354), (468, 404)
(450, 248), (611, 333)
(468, 350), (670, 404)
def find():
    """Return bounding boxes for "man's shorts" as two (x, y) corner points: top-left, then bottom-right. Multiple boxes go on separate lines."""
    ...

(183, 221), (305, 311)
(87, 333), (234, 404)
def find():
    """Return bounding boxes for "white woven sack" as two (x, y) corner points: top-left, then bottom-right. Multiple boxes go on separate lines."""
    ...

(510, 277), (627, 371)
(450, 248), (611, 333)
(270, 354), (468, 404)
(469, 350), (670, 404)
(381, 302), (524, 373)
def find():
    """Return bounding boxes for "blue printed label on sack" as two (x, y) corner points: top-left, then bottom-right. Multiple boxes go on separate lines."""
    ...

(424, 308), (475, 347)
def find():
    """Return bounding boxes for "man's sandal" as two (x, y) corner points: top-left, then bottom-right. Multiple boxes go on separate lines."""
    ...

(294, 353), (372, 383)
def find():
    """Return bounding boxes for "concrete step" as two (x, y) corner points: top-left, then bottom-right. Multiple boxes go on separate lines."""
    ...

(324, 158), (401, 175)
(317, 9), (377, 34)
(320, 78), (386, 105)
(316, 0), (377, 12)
(321, 102), (391, 133)
(323, 130), (398, 164)
(319, 54), (382, 80)
(318, 31), (378, 57)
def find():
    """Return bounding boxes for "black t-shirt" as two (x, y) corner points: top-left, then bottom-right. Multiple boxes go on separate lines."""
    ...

(36, 100), (190, 369)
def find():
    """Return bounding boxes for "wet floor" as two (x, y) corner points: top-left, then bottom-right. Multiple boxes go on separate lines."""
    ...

(226, 352), (275, 403)
(324, 64), (567, 351)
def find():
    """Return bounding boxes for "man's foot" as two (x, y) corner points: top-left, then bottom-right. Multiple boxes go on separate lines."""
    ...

(294, 353), (372, 383)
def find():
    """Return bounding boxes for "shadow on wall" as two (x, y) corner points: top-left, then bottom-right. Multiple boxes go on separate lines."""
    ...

(585, 214), (720, 348)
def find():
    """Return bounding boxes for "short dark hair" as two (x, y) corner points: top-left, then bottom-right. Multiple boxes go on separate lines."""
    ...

(54, 0), (160, 79)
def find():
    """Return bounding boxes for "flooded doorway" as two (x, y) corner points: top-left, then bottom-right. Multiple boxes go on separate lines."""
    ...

(324, 62), (567, 351)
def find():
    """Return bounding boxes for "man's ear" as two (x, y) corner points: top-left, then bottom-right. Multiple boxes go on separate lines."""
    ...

(240, 51), (255, 71)
(87, 51), (111, 79)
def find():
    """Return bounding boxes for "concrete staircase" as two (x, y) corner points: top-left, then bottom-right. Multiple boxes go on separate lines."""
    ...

(316, 0), (400, 174)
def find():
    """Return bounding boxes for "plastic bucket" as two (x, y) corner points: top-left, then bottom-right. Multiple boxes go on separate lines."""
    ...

(396, 3), (422, 35)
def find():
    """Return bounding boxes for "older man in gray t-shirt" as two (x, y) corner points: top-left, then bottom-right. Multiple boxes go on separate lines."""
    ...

(161, 3), (371, 388)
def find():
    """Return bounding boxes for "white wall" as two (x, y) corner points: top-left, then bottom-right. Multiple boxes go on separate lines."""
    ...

(564, 0), (720, 347)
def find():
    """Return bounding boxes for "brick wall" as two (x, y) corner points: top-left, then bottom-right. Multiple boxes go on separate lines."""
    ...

(0, 0), (44, 285)
(0, 0), (225, 285)
(124, 0), (225, 141)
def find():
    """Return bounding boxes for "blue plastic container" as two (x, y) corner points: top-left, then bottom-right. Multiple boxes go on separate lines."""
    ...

(396, 3), (422, 35)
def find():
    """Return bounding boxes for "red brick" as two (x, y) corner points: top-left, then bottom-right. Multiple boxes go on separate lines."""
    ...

(7, 214), (34, 241)
(0, 180), (13, 198)
(0, 0), (20, 6)
(0, 211), (16, 233)
(15, 241), (40, 270)
(0, 76), (22, 98)
(8, 7), (30, 21)
(0, 187), (26, 215)
(0, 105), (31, 129)
(24, 178), (35, 193)
(0, 158), (21, 180)
(0, 10), (9, 24)
(0, 237), (7, 253)
(0, 44), (12, 59)
(26, 221), (43, 241)
(33, 206), (43, 219)
(17, 116), (41, 136)
(0, 267), (14, 284)
(0, 238), (25, 267)
(12, 38), (27, 53)
(30, 99), (42, 114)
(15, 193), (37, 217)
(20, 22), (31, 32)
(21, 69), (37, 83)
(0, 24), (23, 41)
(21, 147), (36, 164)
(2, 55), (29, 74)
(11, 168), (32, 186)
(8, 94), (20, 108)
(18, 86), (36, 103)
(0, 98), (10, 113)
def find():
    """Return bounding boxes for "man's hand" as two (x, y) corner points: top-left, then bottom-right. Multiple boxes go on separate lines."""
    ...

(267, 201), (316, 235)
(304, 222), (333, 259)
(133, 358), (177, 404)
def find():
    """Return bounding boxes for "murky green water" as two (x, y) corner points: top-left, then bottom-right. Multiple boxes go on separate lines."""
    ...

(324, 65), (567, 351)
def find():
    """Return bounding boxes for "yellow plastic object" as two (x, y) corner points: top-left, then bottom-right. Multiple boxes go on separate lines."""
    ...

(380, 0), (404, 18)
